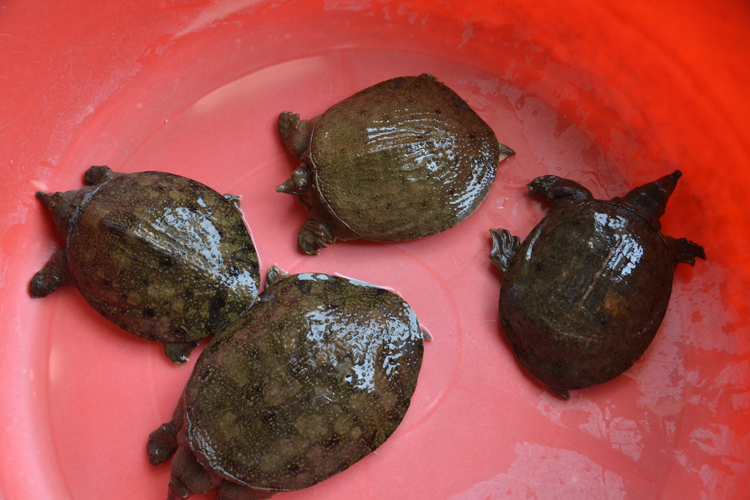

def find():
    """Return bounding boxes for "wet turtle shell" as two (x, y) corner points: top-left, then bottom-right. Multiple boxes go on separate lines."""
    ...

(147, 267), (425, 499)
(277, 74), (515, 255)
(29, 165), (260, 364)
(489, 171), (706, 399)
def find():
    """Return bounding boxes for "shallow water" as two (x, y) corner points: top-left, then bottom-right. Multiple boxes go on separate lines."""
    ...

(3, 1), (748, 499)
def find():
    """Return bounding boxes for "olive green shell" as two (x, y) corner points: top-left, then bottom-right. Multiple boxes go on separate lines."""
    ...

(183, 273), (424, 491)
(500, 200), (673, 390)
(68, 171), (259, 343)
(310, 75), (501, 241)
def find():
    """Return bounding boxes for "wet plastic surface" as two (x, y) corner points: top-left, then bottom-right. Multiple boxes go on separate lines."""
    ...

(1, 1), (749, 499)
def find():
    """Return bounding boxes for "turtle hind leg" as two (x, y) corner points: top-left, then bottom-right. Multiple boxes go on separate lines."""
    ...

(29, 248), (70, 297)
(168, 445), (219, 497)
(489, 228), (520, 275)
(278, 111), (314, 158)
(167, 475), (192, 500)
(216, 480), (277, 500)
(667, 236), (706, 266)
(297, 219), (335, 255)
(528, 175), (593, 203)
(164, 341), (198, 365)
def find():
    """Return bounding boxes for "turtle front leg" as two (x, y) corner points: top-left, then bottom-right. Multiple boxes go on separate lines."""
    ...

(147, 423), (179, 467)
(489, 228), (520, 275)
(29, 247), (71, 297)
(147, 394), (185, 466)
(528, 175), (593, 203)
(666, 236), (706, 266)
(278, 112), (317, 158)
(84, 165), (118, 185)
(297, 219), (335, 255)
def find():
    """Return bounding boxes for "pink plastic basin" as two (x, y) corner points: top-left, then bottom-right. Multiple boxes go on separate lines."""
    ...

(1, 1), (748, 499)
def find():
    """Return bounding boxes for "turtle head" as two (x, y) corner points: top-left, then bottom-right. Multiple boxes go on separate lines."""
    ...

(614, 170), (681, 231)
(36, 189), (83, 237)
(276, 164), (311, 196)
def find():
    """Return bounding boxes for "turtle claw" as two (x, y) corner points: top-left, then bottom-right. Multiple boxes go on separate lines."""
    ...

(278, 111), (313, 158)
(164, 341), (198, 365)
(148, 396), (184, 466)
(147, 422), (178, 466)
(265, 265), (290, 287)
(671, 237), (706, 266)
(297, 220), (334, 255)
(489, 228), (520, 275)
(30, 248), (70, 297)
(167, 474), (192, 500)
(278, 111), (300, 141)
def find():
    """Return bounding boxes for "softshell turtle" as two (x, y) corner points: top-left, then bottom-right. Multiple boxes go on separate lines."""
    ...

(277, 73), (515, 255)
(489, 171), (705, 399)
(147, 266), (426, 499)
(30, 166), (260, 364)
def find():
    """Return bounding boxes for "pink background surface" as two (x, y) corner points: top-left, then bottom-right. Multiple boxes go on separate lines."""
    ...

(1, 1), (749, 499)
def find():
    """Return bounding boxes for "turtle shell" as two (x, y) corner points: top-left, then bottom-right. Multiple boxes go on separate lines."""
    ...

(183, 272), (424, 491)
(38, 169), (260, 346)
(309, 75), (502, 241)
(499, 200), (674, 391)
